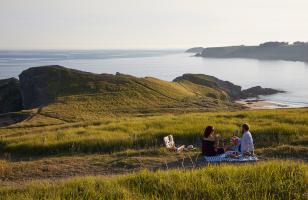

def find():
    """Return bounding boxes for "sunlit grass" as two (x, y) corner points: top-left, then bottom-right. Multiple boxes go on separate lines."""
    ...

(1, 108), (308, 157)
(0, 161), (306, 200)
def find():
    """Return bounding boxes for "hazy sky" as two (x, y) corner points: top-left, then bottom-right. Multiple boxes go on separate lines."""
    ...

(1, 0), (308, 49)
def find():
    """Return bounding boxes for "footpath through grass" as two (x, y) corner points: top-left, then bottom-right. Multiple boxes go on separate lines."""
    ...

(0, 161), (307, 200)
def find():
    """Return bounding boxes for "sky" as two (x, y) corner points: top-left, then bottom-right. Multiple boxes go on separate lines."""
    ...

(1, 0), (308, 49)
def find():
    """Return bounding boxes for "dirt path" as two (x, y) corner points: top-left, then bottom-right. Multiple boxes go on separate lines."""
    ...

(0, 152), (204, 187)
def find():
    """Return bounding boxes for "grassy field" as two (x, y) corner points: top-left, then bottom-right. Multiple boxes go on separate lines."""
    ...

(0, 161), (307, 200)
(1, 108), (308, 158)
(1, 108), (308, 199)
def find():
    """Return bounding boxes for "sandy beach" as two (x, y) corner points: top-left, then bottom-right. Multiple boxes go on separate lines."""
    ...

(236, 99), (290, 110)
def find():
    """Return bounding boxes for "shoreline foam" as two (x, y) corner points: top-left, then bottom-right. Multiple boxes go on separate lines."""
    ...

(236, 99), (293, 110)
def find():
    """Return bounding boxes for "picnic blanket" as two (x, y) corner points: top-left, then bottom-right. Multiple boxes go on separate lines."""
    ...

(204, 153), (258, 163)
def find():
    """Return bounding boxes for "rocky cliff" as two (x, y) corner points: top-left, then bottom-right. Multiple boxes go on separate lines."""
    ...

(241, 86), (285, 99)
(0, 78), (22, 113)
(19, 65), (110, 109)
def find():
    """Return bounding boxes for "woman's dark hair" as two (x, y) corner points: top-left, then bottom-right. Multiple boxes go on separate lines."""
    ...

(204, 126), (214, 138)
(242, 123), (250, 131)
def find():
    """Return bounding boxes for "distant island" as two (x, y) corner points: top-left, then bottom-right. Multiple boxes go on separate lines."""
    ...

(187, 41), (308, 62)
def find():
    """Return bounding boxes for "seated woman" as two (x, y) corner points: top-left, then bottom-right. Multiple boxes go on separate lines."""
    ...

(202, 126), (225, 156)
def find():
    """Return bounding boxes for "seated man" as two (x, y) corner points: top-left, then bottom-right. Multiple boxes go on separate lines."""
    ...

(240, 123), (255, 155)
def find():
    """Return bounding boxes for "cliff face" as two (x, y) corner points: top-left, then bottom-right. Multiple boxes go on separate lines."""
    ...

(19, 65), (111, 109)
(241, 86), (285, 99)
(19, 65), (62, 109)
(0, 78), (23, 113)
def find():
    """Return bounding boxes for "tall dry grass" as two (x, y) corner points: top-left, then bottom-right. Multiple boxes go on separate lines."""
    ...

(0, 108), (308, 157)
(0, 161), (306, 200)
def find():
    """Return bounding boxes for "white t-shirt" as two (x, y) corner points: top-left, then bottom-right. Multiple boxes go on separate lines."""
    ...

(241, 131), (254, 153)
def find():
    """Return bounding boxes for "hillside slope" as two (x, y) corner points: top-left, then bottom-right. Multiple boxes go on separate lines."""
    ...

(173, 74), (242, 99)
(18, 66), (240, 121)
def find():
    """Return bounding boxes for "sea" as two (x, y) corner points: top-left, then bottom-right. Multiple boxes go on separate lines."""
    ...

(0, 49), (308, 108)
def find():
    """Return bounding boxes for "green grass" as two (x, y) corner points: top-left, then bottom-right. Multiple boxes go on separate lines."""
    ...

(1, 108), (308, 199)
(256, 145), (308, 160)
(0, 161), (307, 200)
(1, 108), (308, 158)
(39, 82), (236, 121)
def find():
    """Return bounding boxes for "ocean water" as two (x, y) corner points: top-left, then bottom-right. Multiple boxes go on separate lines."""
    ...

(0, 50), (308, 107)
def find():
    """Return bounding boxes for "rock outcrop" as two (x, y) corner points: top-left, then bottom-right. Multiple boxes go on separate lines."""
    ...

(241, 86), (285, 99)
(0, 78), (23, 113)
(19, 65), (109, 109)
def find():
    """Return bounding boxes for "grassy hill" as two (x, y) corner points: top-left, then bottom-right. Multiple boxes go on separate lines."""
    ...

(17, 66), (240, 121)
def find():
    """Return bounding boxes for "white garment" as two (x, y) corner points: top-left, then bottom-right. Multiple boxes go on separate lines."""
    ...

(164, 135), (175, 149)
(241, 131), (254, 153)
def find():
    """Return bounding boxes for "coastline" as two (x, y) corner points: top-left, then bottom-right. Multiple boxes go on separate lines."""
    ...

(236, 99), (290, 110)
